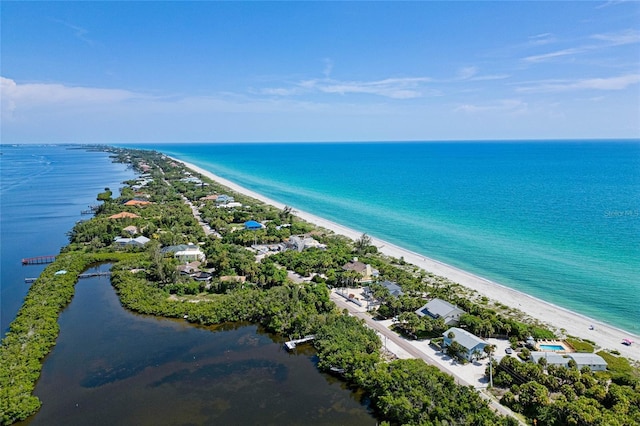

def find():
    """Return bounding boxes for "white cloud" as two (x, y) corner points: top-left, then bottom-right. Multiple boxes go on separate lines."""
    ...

(1, 77), (139, 119)
(266, 76), (435, 99)
(523, 29), (640, 63)
(527, 33), (556, 46)
(455, 99), (528, 114)
(258, 87), (303, 96)
(516, 74), (640, 93)
(590, 29), (640, 45)
(457, 66), (478, 80)
(467, 74), (511, 82)
(1, 76), (136, 104)
(595, 0), (628, 9)
(50, 18), (94, 45)
(313, 77), (434, 99)
(523, 47), (586, 63)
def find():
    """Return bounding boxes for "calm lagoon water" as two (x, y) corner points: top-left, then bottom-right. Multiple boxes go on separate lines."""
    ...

(19, 266), (374, 426)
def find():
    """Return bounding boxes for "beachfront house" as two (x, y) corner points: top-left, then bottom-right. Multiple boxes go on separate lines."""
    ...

(180, 176), (203, 185)
(442, 327), (488, 361)
(215, 194), (234, 204)
(530, 352), (608, 372)
(568, 353), (608, 371)
(342, 258), (379, 283)
(286, 235), (327, 252)
(415, 298), (465, 326)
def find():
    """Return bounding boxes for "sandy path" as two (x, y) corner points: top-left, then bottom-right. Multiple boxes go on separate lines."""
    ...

(175, 158), (639, 362)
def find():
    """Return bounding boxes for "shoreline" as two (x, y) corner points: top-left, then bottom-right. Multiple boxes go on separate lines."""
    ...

(173, 157), (639, 362)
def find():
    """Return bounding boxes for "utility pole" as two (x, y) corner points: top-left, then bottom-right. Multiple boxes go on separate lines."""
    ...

(489, 346), (494, 388)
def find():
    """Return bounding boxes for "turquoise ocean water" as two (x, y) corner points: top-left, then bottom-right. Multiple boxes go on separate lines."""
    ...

(127, 141), (640, 334)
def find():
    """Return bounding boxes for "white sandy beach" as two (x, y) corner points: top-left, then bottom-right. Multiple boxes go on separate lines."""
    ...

(176, 158), (639, 363)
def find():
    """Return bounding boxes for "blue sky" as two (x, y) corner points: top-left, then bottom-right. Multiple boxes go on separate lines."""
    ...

(2, 1), (639, 143)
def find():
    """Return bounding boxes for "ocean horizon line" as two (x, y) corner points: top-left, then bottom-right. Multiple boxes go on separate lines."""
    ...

(3, 138), (640, 147)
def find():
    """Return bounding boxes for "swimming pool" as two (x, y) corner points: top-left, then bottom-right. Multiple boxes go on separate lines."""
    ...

(539, 344), (565, 351)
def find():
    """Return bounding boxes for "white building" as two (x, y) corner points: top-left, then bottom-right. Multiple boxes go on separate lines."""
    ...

(174, 244), (206, 262)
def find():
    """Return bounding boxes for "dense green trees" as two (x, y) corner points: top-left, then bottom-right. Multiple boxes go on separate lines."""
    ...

(313, 314), (380, 380)
(493, 350), (640, 425)
(366, 359), (510, 425)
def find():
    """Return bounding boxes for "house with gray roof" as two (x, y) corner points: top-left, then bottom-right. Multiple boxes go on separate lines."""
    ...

(530, 352), (608, 372)
(442, 327), (488, 361)
(416, 298), (465, 325)
(568, 353), (608, 371)
(114, 235), (150, 248)
(530, 351), (569, 367)
(380, 280), (404, 298)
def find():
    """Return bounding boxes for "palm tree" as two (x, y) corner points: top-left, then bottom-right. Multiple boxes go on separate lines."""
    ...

(484, 344), (496, 387)
(354, 233), (372, 254)
(447, 341), (465, 361)
(281, 205), (296, 223)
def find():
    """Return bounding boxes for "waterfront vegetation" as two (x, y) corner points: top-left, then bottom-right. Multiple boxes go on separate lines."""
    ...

(1, 147), (639, 425)
(490, 352), (640, 424)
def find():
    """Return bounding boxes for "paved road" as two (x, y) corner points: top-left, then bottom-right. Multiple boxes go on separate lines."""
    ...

(330, 291), (525, 424)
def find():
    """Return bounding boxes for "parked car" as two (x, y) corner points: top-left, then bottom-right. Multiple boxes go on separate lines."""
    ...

(505, 347), (513, 354)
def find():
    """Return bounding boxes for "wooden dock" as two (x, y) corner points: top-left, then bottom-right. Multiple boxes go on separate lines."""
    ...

(21, 255), (56, 265)
(284, 335), (315, 351)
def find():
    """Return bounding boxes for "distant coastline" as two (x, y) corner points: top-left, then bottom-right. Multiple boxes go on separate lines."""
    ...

(173, 156), (640, 362)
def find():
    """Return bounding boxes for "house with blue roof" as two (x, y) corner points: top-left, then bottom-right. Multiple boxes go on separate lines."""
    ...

(244, 220), (263, 230)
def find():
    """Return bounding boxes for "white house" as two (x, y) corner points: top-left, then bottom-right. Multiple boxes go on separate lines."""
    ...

(174, 244), (206, 262)
(286, 235), (327, 252)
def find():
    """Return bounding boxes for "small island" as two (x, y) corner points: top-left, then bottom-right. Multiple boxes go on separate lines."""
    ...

(1, 147), (638, 426)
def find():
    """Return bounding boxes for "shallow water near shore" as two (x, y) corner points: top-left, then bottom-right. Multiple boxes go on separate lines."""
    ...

(18, 265), (375, 426)
(139, 141), (640, 334)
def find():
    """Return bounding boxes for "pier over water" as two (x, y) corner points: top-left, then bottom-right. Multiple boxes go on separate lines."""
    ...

(284, 335), (315, 351)
(21, 255), (57, 265)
